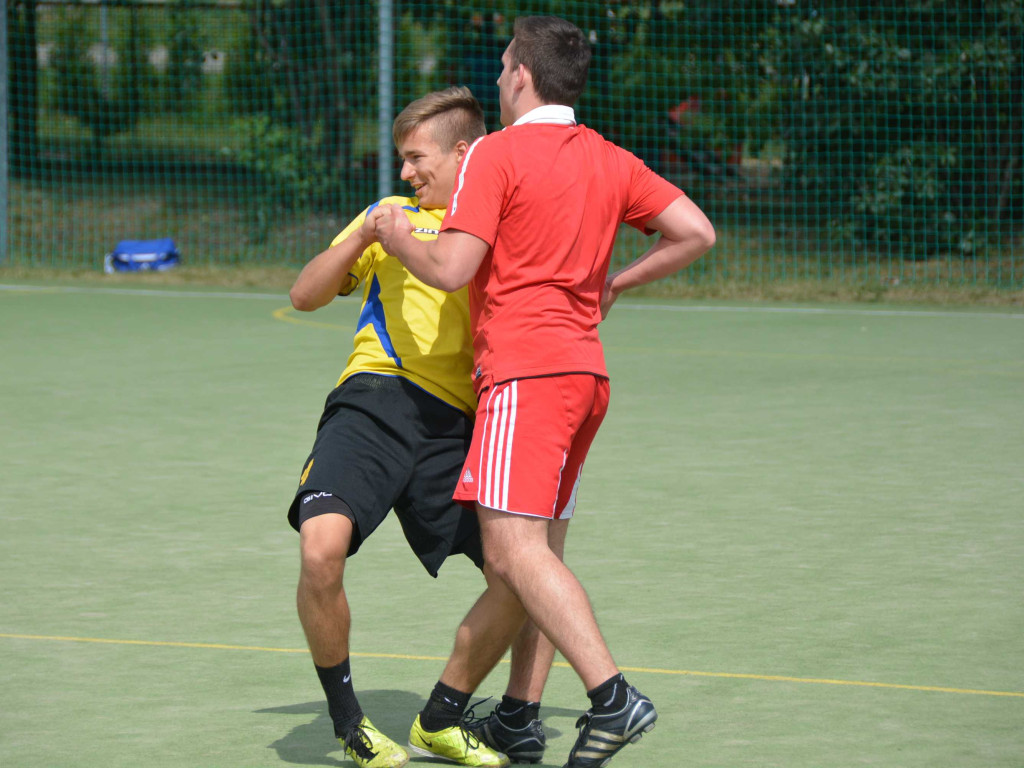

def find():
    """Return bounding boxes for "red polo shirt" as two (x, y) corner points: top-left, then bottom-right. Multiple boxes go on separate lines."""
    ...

(443, 116), (683, 391)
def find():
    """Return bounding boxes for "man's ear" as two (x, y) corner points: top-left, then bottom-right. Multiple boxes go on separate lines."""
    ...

(514, 63), (530, 92)
(454, 140), (470, 162)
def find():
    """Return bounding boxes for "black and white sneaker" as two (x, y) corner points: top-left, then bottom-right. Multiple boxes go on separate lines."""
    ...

(562, 686), (657, 768)
(466, 704), (546, 764)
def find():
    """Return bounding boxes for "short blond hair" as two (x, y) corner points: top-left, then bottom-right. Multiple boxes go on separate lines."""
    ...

(392, 86), (486, 151)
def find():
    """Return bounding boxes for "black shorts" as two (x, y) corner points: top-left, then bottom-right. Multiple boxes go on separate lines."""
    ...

(288, 373), (482, 577)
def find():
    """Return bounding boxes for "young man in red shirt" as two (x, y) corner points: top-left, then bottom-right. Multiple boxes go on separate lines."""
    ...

(375, 16), (716, 768)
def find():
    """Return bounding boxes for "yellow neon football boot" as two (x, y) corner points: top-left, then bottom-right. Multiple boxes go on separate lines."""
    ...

(341, 716), (409, 768)
(408, 714), (510, 767)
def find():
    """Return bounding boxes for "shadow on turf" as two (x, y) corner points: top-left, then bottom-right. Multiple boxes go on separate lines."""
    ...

(257, 689), (575, 766)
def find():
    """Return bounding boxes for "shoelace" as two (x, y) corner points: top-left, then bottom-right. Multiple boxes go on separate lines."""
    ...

(574, 709), (594, 731)
(460, 696), (495, 732)
(455, 722), (484, 753)
(453, 700), (497, 754)
(343, 724), (377, 759)
(567, 710), (596, 759)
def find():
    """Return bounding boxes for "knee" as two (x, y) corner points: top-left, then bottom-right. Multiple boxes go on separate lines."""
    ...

(479, 564), (528, 623)
(481, 553), (527, 601)
(481, 544), (518, 585)
(482, 528), (547, 586)
(477, 507), (553, 587)
(299, 537), (346, 593)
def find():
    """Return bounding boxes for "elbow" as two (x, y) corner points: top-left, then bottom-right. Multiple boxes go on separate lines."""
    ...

(434, 274), (468, 293)
(289, 286), (318, 312)
(419, 265), (471, 294)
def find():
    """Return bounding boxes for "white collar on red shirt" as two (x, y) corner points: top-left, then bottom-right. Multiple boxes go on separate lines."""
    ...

(512, 105), (576, 126)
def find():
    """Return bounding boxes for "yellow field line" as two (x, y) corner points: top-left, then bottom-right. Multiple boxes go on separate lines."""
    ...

(1, 633), (310, 654)
(272, 305), (348, 330)
(3, 632), (1021, 699)
(611, 665), (1024, 697)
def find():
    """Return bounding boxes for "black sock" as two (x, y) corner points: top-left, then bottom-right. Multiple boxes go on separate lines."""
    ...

(316, 658), (362, 738)
(419, 681), (471, 731)
(587, 673), (628, 714)
(495, 695), (541, 728)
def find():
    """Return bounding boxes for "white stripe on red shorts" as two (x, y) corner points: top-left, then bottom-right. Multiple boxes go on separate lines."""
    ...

(481, 380), (518, 510)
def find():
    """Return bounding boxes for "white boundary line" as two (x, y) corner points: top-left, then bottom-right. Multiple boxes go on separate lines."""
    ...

(2, 283), (1022, 319)
(0, 284), (285, 300)
(615, 303), (1024, 320)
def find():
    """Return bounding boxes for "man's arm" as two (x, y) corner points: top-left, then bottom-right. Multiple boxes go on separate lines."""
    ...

(601, 195), (716, 318)
(289, 215), (376, 311)
(374, 204), (489, 292)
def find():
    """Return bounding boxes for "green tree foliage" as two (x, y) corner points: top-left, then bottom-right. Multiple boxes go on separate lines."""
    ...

(419, 1), (1021, 258)
(225, 1), (376, 199)
(164, 0), (206, 112)
(20, 0), (1018, 263)
(230, 114), (329, 243)
(412, 2), (776, 179)
(223, 22), (274, 115)
(50, 6), (158, 145)
(51, 7), (123, 142)
(7, 0), (40, 173)
(768, 0), (1023, 258)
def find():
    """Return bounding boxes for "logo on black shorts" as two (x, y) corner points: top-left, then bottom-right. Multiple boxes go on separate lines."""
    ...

(302, 491), (333, 504)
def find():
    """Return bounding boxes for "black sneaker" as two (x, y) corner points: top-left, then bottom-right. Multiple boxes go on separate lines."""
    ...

(466, 702), (546, 764)
(562, 686), (657, 768)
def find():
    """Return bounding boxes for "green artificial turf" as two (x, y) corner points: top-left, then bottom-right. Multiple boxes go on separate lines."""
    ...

(1, 285), (1021, 767)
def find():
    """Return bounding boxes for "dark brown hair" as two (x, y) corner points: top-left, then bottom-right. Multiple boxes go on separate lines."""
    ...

(510, 16), (591, 106)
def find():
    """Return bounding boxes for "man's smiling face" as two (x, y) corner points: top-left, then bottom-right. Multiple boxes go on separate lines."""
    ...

(398, 120), (463, 210)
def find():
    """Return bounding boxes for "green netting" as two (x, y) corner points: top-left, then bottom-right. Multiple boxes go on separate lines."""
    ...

(3, 0), (1022, 286)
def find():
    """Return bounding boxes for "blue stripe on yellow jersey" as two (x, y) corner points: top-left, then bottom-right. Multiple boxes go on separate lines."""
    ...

(356, 275), (402, 367)
(332, 196), (475, 414)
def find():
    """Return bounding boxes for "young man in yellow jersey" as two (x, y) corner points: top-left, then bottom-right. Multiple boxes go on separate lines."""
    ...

(288, 88), (544, 768)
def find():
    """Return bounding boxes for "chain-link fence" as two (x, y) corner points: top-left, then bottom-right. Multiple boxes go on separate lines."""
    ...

(4, 1), (1022, 287)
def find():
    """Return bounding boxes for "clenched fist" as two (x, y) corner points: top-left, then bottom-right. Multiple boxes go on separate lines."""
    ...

(373, 204), (414, 255)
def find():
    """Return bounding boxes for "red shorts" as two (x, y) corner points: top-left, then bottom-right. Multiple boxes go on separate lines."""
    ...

(455, 374), (610, 519)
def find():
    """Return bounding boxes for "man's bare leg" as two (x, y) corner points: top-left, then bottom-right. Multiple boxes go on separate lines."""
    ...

(437, 564), (528, 694)
(504, 518), (566, 701)
(462, 520), (565, 763)
(297, 513), (354, 665)
(411, 565), (525, 767)
(476, 506), (617, 691)
(477, 507), (658, 768)
(295, 512), (372, 747)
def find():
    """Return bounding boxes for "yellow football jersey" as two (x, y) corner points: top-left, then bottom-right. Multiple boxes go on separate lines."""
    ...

(333, 196), (476, 414)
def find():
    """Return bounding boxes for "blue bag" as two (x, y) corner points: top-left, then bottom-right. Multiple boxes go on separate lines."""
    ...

(104, 238), (181, 273)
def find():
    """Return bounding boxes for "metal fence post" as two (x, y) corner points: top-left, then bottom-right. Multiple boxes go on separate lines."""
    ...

(377, 0), (394, 200)
(1, 0), (9, 264)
